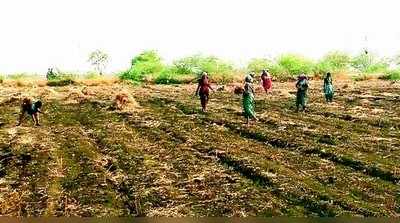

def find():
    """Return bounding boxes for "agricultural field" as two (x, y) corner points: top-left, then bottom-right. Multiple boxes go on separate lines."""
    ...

(0, 79), (399, 217)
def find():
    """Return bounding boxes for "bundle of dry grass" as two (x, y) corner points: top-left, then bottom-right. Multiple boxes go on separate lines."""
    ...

(110, 90), (141, 112)
(115, 93), (129, 110)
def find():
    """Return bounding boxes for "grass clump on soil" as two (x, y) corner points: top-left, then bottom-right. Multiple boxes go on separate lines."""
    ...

(47, 77), (75, 86)
(46, 70), (77, 86)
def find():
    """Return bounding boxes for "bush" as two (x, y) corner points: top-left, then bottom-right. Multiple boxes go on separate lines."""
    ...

(351, 52), (389, 74)
(46, 70), (76, 86)
(277, 54), (315, 76)
(314, 51), (351, 76)
(173, 54), (235, 76)
(382, 69), (400, 80)
(120, 50), (165, 82)
(247, 58), (272, 73)
(0, 75), (4, 84)
(154, 66), (185, 84)
(47, 78), (75, 86)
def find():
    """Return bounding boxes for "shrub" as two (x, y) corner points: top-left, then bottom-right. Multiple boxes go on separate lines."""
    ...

(46, 70), (76, 86)
(154, 66), (182, 84)
(314, 51), (351, 76)
(120, 50), (165, 82)
(382, 69), (400, 80)
(247, 58), (272, 73)
(173, 54), (235, 76)
(277, 54), (315, 76)
(0, 75), (4, 84)
(47, 78), (75, 86)
(351, 52), (389, 74)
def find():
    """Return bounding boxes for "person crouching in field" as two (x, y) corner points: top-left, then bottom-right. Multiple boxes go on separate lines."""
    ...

(323, 72), (334, 102)
(16, 98), (43, 126)
(195, 72), (214, 112)
(295, 74), (309, 112)
(243, 75), (258, 125)
(260, 69), (272, 93)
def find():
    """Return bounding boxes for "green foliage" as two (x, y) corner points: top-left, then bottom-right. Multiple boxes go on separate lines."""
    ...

(351, 52), (389, 74)
(173, 54), (235, 76)
(247, 58), (272, 73)
(314, 51), (351, 75)
(46, 68), (58, 80)
(46, 69), (77, 86)
(88, 50), (109, 75)
(120, 50), (164, 82)
(47, 78), (75, 86)
(0, 75), (4, 83)
(154, 67), (186, 84)
(382, 69), (400, 80)
(277, 54), (315, 76)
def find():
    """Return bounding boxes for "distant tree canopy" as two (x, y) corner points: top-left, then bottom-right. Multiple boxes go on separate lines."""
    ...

(120, 50), (164, 81)
(173, 54), (235, 76)
(247, 58), (272, 73)
(88, 50), (109, 75)
(277, 54), (314, 76)
(314, 51), (351, 75)
(351, 51), (389, 74)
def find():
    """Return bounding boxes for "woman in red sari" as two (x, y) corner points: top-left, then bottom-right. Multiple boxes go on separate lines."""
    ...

(260, 69), (272, 93)
(195, 72), (214, 112)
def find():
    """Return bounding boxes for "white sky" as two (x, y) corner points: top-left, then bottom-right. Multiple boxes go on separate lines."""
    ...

(1, 0), (400, 74)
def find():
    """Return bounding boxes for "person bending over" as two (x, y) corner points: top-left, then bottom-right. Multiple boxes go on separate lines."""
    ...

(17, 98), (43, 126)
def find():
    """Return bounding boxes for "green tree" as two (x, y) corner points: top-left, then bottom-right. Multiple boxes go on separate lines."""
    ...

(88, 50), (109, 75)
(173, 54), (234, 76)
(247, 58), (272, 73)
(120, 50), (164, 81)
(314, 51), (351, 75)
(277, 54), (314, 76)
(351, 52), (389, 73)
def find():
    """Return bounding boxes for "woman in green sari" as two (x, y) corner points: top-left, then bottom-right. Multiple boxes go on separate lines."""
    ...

(323, 72), (334, 102)
(243, 75), (257, 124)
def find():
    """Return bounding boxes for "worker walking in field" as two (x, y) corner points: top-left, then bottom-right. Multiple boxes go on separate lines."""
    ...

(295, 74), (309, 112)
(16, 98), (43, 126)
(260, 69), (272, 93)
(323, 72), (334, 102)
(195, 72), (214, 112)
(243, 74), (258, 125)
